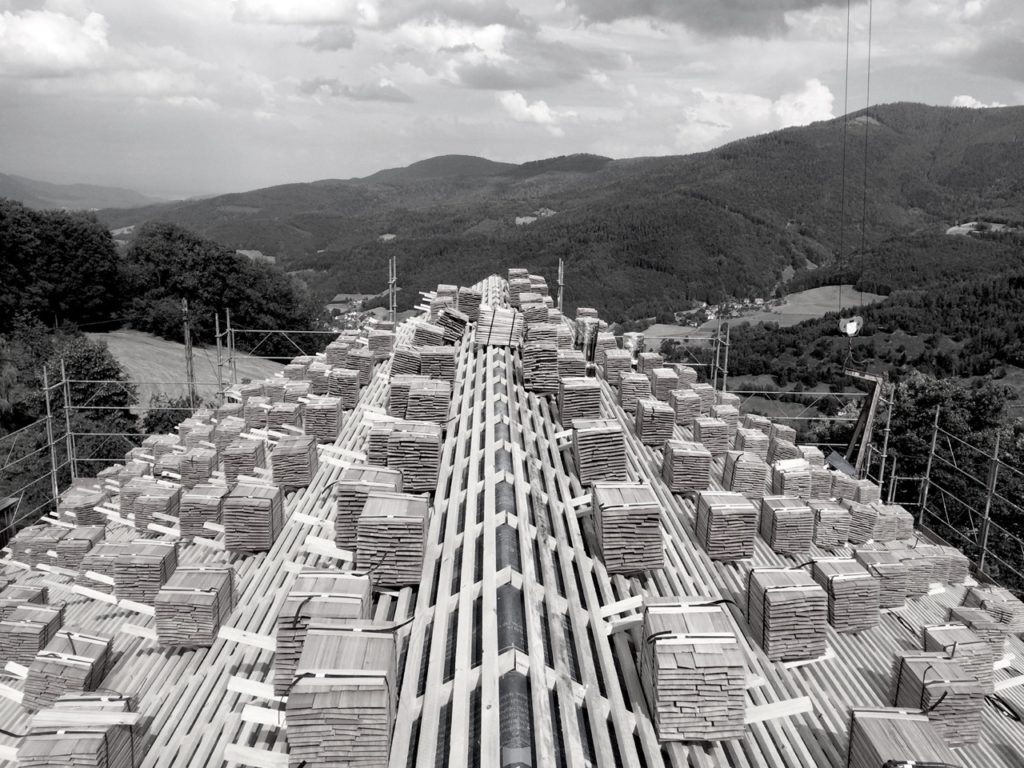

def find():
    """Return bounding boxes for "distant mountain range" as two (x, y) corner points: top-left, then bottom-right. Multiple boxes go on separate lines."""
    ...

(72, 103), (1024, 318)
(0, 173), (166, 211)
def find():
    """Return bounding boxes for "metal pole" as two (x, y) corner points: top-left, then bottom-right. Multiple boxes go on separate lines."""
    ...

(59, 359), (77, 481)
(557, 258), (564, 314)
(182, 298), (197, 412)
(877, 385), (893, 490)
(887, 456), (898, 503)
(977, 432), (1001, 573)
(721, 323), (730, 393)
(711, 319), (723, 389)
(389, 252), (397, 325)
(41, 367), (60, 507)
(226, 308), (238, 385)
(215, 313), (224, 400)
(918, 406), (941, 527)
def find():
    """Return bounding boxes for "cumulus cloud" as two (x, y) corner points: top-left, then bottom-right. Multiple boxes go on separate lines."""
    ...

(498, 90), (572, 135)
(299, 77), (414, 102)
(951, 94), (1007, 108)
(235, 0), (533, 30)
(233, 0), (366, 26)
(301, 25), (357, 50)
(675, 79), (834, 152)
(0, 8), (109, 76)
(570, 0), (847, 38)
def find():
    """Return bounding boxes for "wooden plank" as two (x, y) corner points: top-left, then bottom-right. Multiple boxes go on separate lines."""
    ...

(745, 697), (814, 725)
(222, 744), (289, 768)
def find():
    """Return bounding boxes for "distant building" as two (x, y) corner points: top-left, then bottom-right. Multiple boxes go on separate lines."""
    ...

(379, 233), (397, 242)
(236, 249), (276, 265)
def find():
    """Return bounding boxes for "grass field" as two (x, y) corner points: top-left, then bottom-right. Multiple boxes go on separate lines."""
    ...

(86, 330), (283, 407)
(644, 284), (885, 349)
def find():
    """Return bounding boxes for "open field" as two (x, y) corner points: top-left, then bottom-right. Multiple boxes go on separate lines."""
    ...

(644, 284), (886, 349)
(86, 330), (283, 407)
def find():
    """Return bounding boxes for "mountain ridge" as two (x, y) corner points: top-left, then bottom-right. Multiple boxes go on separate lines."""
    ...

(0, 173), (166, 211)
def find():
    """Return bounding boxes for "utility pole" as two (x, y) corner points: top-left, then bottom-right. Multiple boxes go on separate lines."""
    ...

(389, 252), (397, 325)
(557, 258), (565, 314)
(182, 298), (197, 413)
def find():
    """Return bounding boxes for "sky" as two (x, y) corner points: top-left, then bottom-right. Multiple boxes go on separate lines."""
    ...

(0, 0), (1021, 198)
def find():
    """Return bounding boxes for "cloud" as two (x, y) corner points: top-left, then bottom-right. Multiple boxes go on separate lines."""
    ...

(233, 0), (365, 26)
(498, 90), (571, 135)
(675, 79), (834, 152)
(570, 0), (847, 38)
(301, 25), (357, 50)
(0, 8), (109, 76)
(964, 37), (1024, 82)
(235, 0), (534, 31)
(951, 94), (1007, 108)
(299, 77), (414, 102)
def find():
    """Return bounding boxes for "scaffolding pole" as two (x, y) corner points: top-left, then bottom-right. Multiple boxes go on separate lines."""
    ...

(226, 308), (238, 385)
(557, 258), (564, 314)
(720, 323), (730, 393)
(41, 367), (60, 507)
(918, 406), (941, 527)
(60, 359), (77, 482)
(215, 312), (225, 398)
(182, 298), (197, 412)
(389, 252), (398, 324)
(977, 433), (1001, 573)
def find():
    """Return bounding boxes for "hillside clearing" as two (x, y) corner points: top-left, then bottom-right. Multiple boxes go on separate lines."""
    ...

(86, 330), (283, 407)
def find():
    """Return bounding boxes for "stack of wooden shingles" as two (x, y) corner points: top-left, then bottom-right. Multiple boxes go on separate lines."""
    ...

(0, 585), (48, 620)
(243, 396), (271, 430)
(223, 483), (284, 553)
(334, 467), (403, 551)
(692, 417), (730, 455)
(771, 459), (812, 497)
(131, 483), (182, 532)
(810, 559), (879, 632)
(759, 497), (814, 554)
(618, 373), (651, 413)
(389, 375), (430, 419)
(914, 545), (970, 585)
(883, 547), (934, 599)
(746, 569), (827, 661)
(327, 368), (361, 410)
(662, 440), (712, 493)
(723, 452), (768, 498)
(419, 346), (457, 381)
(523, 341), (559, 394)
(672, 365), (698, 386)
(413, 321), (445, 347)
(180, 484), (229, 539)
(303, 361), (330, 395)
(846, 709), (962, 768)
(809, 464), (834, 498)
(639, 599), (745, 742)
(710, 404), (740, 438)
(387, 422), (442, 492)
(557, 349), (586, 378)
(650, 368), (678, 402)
(286, 623), (397, 767)
(346, 348), (375, 387)
(179, 448), (217, 490)
(889, 652), (984, 745)
(17, 693), (142, 768)
(476, 306), (525, 347)
(603, 349), (633, 386)
(690, 382), (716, 414)
(622, 332), (644, 357)
(271, 435), (319, 489)
(368, 329), (395, 360)
(9, 526), (67, 567)
(357, 491), (429, 586)
(0, 604), (64, 668)
(669, 389), (701, 426)
(508, 274), (531, 308)
(436, 309), (469, 345)
(275, 572), (373, 695)
(948, 605), (1011, 659)
(23, 630), (113, 710)
(212, 417), (246, 455)
(594, 332), (618, 366)
(520, 299), (548, 326)
(572, 419), (627, 485)
(635, 399), (675, 446)
(962, 585), (1024, 633)
(743, 413), (771, 434)
(923, 623), (993, 693)
(267, 401), (302, 432)
(54, 527), (105, 570)
(155, 566), (234, 648)
(222, 439), (266, 485)
(811, 500), (851, 549)
(305, 396), (343, 443)
(430, 285), (457, 319)
(853, 549), (908, 609)
(457, 286), (482, 322)
(283, 360), (309, 380)
(637, 352), (662, 375)
(853, 478), (882, 503)
(829, 470), (859, 500)
(558, 378), (601, 424)
(391, 347), (421, 377)
(112, 542), (178, 603)
(592, 482), (663, 573)
(767, 437), (802, 464)
(556, 324), (574, 350)
(405, 379), (452, 423)
(367, 422), (395, 466)
(695, 492), (758, 560)
(57, 487), (108, 527)
(75, 544), (135, 595)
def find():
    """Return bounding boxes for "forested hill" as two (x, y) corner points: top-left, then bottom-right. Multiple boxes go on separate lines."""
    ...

(97, 103), (1024, 321)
